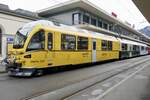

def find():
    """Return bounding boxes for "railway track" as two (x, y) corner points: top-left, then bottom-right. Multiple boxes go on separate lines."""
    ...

(21, 56), (150, 100)
(0, 56), (149, 100)
(63, 60), (150, 100)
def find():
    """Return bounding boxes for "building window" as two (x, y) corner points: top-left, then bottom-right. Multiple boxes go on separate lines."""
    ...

(109, 25), (113, 31)
(77, 37), (88, 50)
(83, 15), (90, 24)
(61, 34), (76, 50)
(72, 13), (80, 25)
(102, 40), (107, 51)
(27, 30), (45, 51)
(103, 23), (108, 30)
(48, 33), (53, 50)
(98, 20), (103, 28)
(91, 18), (96, 26)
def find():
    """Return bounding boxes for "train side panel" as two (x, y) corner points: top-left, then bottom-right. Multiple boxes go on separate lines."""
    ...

(96, 40), (120, 61)
(48, 31), (92, 67)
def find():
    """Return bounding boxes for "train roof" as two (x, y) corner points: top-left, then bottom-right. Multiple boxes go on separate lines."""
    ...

(21, 20), (148, 45)
(33, 20), (119, 42)
(119, 38), (148, 46)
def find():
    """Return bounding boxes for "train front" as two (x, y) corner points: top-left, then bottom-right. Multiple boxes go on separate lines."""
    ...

(5, 25), (34, 77)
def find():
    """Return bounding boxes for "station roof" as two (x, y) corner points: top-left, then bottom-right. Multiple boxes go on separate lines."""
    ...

(0, 4), (40, 20)
(37, 0), (127, 26)
(133, 0), (150, 23)
(37, 0), (150, 40)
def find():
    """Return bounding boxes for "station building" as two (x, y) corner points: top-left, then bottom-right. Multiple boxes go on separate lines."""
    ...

(37, 0), (150, 43)
(0, 4), (40, 59)
(0, 0), (150, 59)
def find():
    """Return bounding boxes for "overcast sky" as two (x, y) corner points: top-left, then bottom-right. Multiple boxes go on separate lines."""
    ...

(0, 0), (149, 29)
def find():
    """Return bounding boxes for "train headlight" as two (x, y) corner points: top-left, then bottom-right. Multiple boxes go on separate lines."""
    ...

(24, 72), (32, 76)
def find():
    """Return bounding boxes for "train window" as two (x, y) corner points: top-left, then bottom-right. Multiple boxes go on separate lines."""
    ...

(133, 45), (136, 51)
(93, 41), (96, 50)
(27, 30), (45, 51)
(108, 41), (112, 51)
(136, 46), (140, 51)
(146, 47), (148, 50)
(61, 34), (76, 50)
(102, 40), (107, 51)
(141, 46), (144, 50)
(130, 45), (132, 51)
(48, 33), (53, 50)
(122, 43), (128, 51)
(77, 37), (88, 50)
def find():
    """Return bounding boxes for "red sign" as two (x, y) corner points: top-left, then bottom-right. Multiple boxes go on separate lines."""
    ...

(112, 12), (117, 18)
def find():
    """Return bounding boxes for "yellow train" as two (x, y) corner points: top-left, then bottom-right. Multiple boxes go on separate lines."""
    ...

(5, 20), (148, 76)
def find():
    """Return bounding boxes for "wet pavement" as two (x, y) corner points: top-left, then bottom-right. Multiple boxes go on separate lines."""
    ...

(0, 56), (149, 100)
(102, 63), (150, 100)
(0, 64), (6, 73)
(64, 58), (150, 100)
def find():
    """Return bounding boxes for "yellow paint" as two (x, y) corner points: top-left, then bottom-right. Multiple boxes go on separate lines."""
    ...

(8, 25), (120, 69)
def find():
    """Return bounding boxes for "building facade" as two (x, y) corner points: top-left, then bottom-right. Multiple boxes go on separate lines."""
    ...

(37, 0), (150, 44)
(0, 4), (39, 59)
(0, 0), (150, 59)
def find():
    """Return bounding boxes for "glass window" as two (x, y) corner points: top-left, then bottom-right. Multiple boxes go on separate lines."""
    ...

(27, 30), (45, 51)
(93, 41), (96, 50)
(108, 41), (112, 51)
(141, 46), (144, 50)
(13, 31), (27, 49)
(72, 13), (80, 25)
(77, 37), (88, 50)
(61, 34), (76, 50)
(103, 23), (108, 30)
(122, 43), (128, 51)
(133, 45), (136, 51)
(98, 20), (102, 28)
(83, 15), (90, 24)
(136, 46), (140, 51)
(146, 47), (148, 51)
(48, 33), (53, 50)
(109, 25), (113, 31)
(91, 18), (96, 26)
(102, 40), (107, 51)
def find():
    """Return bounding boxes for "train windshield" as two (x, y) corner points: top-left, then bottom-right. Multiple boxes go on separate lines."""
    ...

(13, 30), (27, 49)
(13, 26), (33, 49)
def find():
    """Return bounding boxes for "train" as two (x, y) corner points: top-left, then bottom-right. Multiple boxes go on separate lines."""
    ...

(5, 20), (149, 76)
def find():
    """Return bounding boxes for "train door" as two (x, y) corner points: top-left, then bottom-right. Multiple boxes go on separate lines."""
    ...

(25, 30), (47, 67)
(92, 39), (97, 62)
(47, 32), (53, 67)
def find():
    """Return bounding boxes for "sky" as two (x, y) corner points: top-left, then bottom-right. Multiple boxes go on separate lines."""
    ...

(0, 0), (149, 29)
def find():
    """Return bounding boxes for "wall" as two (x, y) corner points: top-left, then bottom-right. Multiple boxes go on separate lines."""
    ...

(0, 13), (33, 59)
(49, 10), (79, 25)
